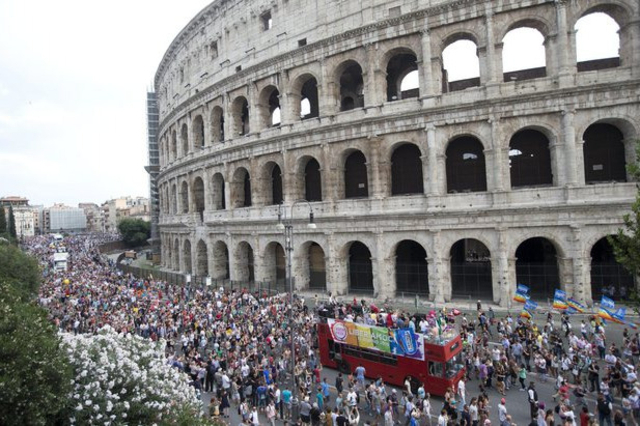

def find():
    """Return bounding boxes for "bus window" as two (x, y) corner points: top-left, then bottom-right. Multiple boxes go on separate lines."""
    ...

(445, 353), (464, 378)
(429, 361), (444, 378)
(328, 340), (336, 360)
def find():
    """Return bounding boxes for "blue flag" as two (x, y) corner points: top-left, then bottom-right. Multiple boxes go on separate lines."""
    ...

(601, 296), (615, 310)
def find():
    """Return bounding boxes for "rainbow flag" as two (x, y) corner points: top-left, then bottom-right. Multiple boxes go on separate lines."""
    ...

(520, 299), (537, 319)
(567, 298), (585, 313)
(520, 309), (533, 319)
(553, 290), (568, 310)
(514, 284), (530, 303)
(598, 307), (626, 325)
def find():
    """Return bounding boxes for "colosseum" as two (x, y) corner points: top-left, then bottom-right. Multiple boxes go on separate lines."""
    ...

(155, 0), (640, 307)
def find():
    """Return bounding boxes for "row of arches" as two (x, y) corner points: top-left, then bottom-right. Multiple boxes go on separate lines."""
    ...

(159, 11), (623, 164)
(163, 235), (633, 302)
(160, 121), (630, 215)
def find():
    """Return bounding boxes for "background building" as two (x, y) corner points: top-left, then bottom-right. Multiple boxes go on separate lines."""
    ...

(79, 203), (105, 233)
(145, 91), (160, 247)
(1, 196), (40, 237)
(48, 204), (87, 232)
(101, 196), (150, 232)
(155, 0), (639, 306)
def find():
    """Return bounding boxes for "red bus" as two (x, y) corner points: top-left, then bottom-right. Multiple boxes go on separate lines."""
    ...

(317, 317), (465, 396)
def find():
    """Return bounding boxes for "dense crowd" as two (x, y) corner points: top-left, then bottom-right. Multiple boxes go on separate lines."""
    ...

(25, 234), (640, 426)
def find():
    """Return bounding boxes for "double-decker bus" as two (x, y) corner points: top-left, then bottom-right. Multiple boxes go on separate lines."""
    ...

(317, 314), (465, 396)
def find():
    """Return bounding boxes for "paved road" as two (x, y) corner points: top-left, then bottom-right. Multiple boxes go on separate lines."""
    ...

(200, 311), (632, 424)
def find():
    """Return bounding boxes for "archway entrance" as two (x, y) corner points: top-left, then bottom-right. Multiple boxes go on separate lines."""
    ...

(395, 240), (429, 296)
(450, 239), (493, 300)
(515, 237), (559, 300)
(308, 243), (326, 290)
(183, 240), (192, 274)
(196, 240), (208, 277)
(348, 242), (373, 294)
(212, 241), (230, 280)
(591, 237), (634, 301)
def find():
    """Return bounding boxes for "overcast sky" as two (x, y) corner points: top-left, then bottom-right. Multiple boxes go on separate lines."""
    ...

(0, 2), (618, 208)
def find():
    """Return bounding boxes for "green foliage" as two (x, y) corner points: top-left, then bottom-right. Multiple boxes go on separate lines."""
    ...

(7, 206), (16, 239)
(0, 283), (73, 426)
(0, 242), (41, 300)
(117, 218), (151, 248)
(610, 140), (640, 312)
(0, 207), (6, 234)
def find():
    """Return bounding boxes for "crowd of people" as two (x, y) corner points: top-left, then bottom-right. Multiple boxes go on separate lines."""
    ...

(25, 233), (640, 426)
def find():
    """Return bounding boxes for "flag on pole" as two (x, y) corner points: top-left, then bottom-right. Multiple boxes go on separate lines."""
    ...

(521, 299), (538, 319)
(567, 298), (585, 313)
(514, 284), (530, 303)
(553, 290), (568, 310)
(601, 295), (615, 310)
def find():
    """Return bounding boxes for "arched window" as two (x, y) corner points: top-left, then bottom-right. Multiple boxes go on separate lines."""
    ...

(442, 38), (480, 92)
(212, 173), (225, 210)
(502, 27), (547, 82)
(269, 163), (283, 205)
(243, 172), (252, 207)
(591, 237), (634, 301)
(196, 240), (208, 276)
(264, 242), (286, 286)
(236, 242), (254, 282)
(183, 240), (192, 274)
(232, 96), (250, 136)
(192, 177), (205, 221)
(293, 75), (319, 120)
(515, 237), (559, 299)
(386, 52), (419, 101)
(308, 243), (326, 290)
(212, 241), (230, 280)
(232, 168), (251, 208)
(509, 129), (553, 188)
(395, 240), (429, 296)
(304, 158), (322, 202)
(258, 86), (281, 129)
(193, 115), (205, 149)
(170, 184), (177, 214)
(181, 123), (189, 156)
(445, 137), (487, 193)
(338, 62), (364, 111)
(583, 123), (626, 183)
(391, 144), (424, 195)
(173, 239), (180, 270)
(180, 181), (189, 213)
(348, 242), (373, 293)
(171, 130), (177, 161)
(576, 12), (620, 71)
(450, 239), (492, 300)
(344, 151), (368, 198)
(211, 106), (225, 143)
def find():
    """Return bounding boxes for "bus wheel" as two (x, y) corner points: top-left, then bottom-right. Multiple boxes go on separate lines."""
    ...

(338, 360), (351, 374)
(407, 376), (421, 395)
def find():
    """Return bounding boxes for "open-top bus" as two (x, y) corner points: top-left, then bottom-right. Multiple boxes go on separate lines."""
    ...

(317, 314), (465, 396)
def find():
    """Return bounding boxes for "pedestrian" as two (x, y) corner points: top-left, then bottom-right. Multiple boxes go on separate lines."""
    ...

(528, 381), (539, 421)
(598, 393), (614, 426)
(498, 398), (509, 426)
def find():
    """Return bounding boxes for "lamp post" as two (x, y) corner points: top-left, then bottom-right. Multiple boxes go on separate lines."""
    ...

(276, 200), (316, 405)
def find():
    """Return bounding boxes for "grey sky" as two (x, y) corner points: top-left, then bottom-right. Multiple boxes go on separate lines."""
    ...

(0, 2), (618, 207)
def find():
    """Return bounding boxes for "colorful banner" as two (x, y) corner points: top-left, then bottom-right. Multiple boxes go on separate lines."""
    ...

(514, 284), (530, 303)
(553, 290), (568, 310)
(327, 319), (424, 360)
(601, 296), (615, 311)
(521, 299), (537, 320)
(567, 298), (585, 313)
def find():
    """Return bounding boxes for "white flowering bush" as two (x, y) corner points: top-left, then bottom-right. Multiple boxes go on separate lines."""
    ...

(61, 326), (204, 425)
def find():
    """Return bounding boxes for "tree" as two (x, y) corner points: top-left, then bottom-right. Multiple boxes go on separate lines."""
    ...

(0, 206), (6, 235)
(117, 218), (151, 248)
(7, 206), (16, 239)
(609, 141), (640, 311)
(0, 243), (41, 300)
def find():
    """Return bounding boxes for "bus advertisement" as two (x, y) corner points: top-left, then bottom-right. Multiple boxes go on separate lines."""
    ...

(317, 317), (465, 396)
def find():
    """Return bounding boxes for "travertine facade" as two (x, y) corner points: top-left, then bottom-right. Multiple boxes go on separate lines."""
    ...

(155, 0), (640, 306)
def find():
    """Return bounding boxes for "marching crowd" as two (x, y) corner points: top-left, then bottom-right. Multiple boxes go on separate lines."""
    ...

(25, 233), (640, 426)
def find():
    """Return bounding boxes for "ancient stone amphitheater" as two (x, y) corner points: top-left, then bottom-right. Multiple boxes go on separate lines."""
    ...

(155, 0), (640, 306)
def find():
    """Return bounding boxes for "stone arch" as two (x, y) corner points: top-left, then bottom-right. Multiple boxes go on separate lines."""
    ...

(515, 237), (561, 300)
(291, 73), (319, 120)
(165, 235), (173, 268)
(390, 143), (424, 195)
(170, 184), (177, 214)
(335, 60), (365, 111)
(180, 181), (189, 213)
(450, 238), (493, 300)
(231, 96), (250, 136)
(231, 167), (252, 207)
(196, 239), (208, 276)
(574, 7), (627, 70)
(302, 156), (322, 202)
(502, 25), (547, 81)
(211, 240), (230, 280)
(509, 129), (553, 188)
(262, 161), (283, 206)
(212, 172), (226, 210)
(445, 136), (487, 193)
(173, 238), (180, 270)
(583, 122), (628, 183)
(263, 241), (286, 286)
(180, 122), (189, 156)
(343, 149), (369, 199)
(257, 85), (281, 129)
(183, 239), (193, 274)
(235, 241), (255, 282)
(210, 106), (225, 143)
(394, 240), (429, 296)
(441, 32), (480, 92)
(344, 241), (373, 294)
(590, 236), (634, 301)
(170, 130), (177, 161)
(300, 240), (326, 291)
(192, 176), (205, 220)
(192, 115), (205, 149)
(384, 48), (419, 101)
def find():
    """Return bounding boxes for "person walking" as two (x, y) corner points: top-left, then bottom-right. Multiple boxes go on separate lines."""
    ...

(498, 398), (509, 426)
(528, 381), (539, 421)
(598, 393), (614, 426)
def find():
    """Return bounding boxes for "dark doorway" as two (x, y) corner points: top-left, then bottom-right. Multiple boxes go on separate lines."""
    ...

(395, 240), (429, 296)
(308, 243), (326, 290)
(391, 144), (424, 195)
(339, 62), (364, 111)
(348, 242), (373, 293)
(591, 237), (634, 301)
(450, 239), (493, 300)
(446, 137), (487, 193)
(344, 151), (368, 198)
(515, 237), (559, 300)
(509, 129), (553, 188)
(271, 164), (283, 205)
(583, 123), (627, 183)
(305, 158), (322, 202)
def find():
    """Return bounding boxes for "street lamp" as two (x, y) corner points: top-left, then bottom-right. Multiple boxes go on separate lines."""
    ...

(276, 199), (316, 410)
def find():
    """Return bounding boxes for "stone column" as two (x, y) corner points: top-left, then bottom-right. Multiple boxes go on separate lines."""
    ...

(555, 1), (575, 87)
(419, 29), (437, 103)
(496, 228), (511, 307)
(320, 144), (334, 203)
(374, 231), (393, 300)
(365, 43), (383, 107)
(248, 82), (259, 134)
(483, 8), (500, 86)
(282, 150), (296, 203)
(223, 93), (232, 142)
(369, 137), (384, 199)
(326, 233), (347, 295)
(562, 109), (579, 186)
(319, 59), (336, 116)
(620, 19), (640, 78)
(490, 116), (506, 191)
(426, 125), (441, 196)
(429, 230), (445, 303)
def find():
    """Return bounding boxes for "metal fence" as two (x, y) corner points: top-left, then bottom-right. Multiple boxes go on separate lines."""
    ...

(116, 263), (288, 296)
